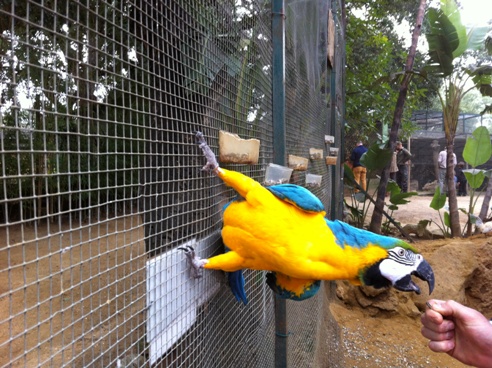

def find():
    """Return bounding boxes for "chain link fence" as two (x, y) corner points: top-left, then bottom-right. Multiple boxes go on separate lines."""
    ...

(0, 0), (345, 367)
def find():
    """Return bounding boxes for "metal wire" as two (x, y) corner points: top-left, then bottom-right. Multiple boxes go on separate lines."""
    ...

(0, 0), (345, 367)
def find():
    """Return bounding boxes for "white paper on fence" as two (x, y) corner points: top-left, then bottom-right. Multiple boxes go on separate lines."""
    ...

(146, 237), (221, 365)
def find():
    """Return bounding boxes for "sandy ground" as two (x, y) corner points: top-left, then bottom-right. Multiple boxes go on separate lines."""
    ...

(332, 193), (485, 368)
(0, 215), (147, 367)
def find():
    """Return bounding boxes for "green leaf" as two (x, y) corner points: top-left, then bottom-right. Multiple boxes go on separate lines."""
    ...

(430, 186), (447, 210)
(466, 26), (492, 52)
(464, 169), (486, 189)
(418, 219), (431, 228)
(344, 163), (355, 182)
(425, 7), (456, 76)
(444, 211), (451, 227)
(359, 143), (393, 171)
(390, 191), (418, 205)
(463, 126), (492, 167)
(388, 204), (399, 211)
(387, 180), (402, 195)
(354, 192), (366, 202)
(469, 66), (492, 97)
(486, 36), (492, 55)
(440, 0), (467, 58)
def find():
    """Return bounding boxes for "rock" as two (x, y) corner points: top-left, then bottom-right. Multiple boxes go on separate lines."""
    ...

(422, 180), (438, 192)
(336, 240), (486, 319)
(413, 240), (478, 309)
(336, 281), (420, 318)
(402, 222), (433, 240)
(464, 241), (492, 315)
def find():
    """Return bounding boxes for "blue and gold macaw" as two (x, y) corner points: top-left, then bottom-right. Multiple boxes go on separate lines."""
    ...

(181, 132), (435, 304)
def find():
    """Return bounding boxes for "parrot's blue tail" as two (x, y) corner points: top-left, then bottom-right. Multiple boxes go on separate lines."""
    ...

(228, 270), (248, 305)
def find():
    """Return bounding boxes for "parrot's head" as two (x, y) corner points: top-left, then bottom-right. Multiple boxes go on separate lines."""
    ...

(360, 246), (435, 295)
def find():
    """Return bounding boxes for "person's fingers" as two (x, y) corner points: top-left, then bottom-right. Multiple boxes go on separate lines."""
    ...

(421, 310), (455, 331)
(428, 339), (455, 353)
(421, 325), (455, 341)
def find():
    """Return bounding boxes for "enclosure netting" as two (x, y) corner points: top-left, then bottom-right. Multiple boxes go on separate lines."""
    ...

(410, 111), (492, 190)
(0, 1), (345, 367)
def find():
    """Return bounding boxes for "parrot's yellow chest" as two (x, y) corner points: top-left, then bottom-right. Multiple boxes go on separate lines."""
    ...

(220, 188), (387, 281)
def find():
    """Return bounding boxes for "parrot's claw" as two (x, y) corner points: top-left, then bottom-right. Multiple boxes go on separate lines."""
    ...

(178, 245), (207, 279)
(196, 131), (220, 174)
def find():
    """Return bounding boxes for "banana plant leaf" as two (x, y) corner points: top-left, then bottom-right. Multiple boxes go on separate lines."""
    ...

(359, 143), (393, 171)
(429, 186), (447, 210)
(463, 169), (492, 190)
(463, 126), (492, 167)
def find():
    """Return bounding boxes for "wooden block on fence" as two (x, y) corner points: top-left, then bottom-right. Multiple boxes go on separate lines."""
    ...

(309, 148), (324, 160)
(219, 130), (260, 164)
(288, 155), (309, 171)
(326, 156), (338, 166)
(325, 135), (335, 144)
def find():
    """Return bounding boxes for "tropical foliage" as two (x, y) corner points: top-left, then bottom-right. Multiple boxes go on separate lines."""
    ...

(344, 0), (437, 141)
(422, 0), (492, 236)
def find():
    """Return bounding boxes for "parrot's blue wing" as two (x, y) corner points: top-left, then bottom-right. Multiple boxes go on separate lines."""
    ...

(266, 184), (325, 213)
(266, 272), (321, 301)
(325, 219), (406, 250)
(228, 270), (248, 305)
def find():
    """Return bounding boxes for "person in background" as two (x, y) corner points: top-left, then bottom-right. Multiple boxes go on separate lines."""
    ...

(437, 148), (457, 193)
(350, 141), (368, 192)
(421, 299), (492, 368)
(455, 161), (467, 196)
(395, 141), (413, 192)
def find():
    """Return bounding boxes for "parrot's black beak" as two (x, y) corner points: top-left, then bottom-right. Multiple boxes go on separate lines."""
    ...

(394, 259), (435, 295)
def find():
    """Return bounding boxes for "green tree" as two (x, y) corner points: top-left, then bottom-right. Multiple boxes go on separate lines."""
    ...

(369, 0), (428, 233)
(344, 0), (436, 141)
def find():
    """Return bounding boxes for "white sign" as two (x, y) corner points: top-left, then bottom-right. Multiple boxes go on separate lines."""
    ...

(146, 237), (221, 365)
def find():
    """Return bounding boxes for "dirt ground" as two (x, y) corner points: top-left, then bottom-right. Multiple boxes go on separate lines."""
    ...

(331, 193), (490, 368)
(0, 215), (147, 367)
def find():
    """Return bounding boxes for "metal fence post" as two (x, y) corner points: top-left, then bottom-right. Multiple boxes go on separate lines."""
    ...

(272, 0), (287, 367)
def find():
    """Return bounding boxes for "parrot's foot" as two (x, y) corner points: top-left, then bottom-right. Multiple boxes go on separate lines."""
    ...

(178, 245), (208, 279)
(196, 131), (220, 174)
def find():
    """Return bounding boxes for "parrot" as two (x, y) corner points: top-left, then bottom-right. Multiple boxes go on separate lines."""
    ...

(181, 132), (435, 304)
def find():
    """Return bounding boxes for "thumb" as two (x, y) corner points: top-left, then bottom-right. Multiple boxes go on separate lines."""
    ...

(430, 300), (475, 322)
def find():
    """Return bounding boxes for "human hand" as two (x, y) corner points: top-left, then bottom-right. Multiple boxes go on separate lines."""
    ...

(421, 299), (492, 368)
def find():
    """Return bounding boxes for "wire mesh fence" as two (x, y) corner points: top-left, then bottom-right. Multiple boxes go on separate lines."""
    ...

(410, 111), (492, 190)
(0, 0), (345, 367)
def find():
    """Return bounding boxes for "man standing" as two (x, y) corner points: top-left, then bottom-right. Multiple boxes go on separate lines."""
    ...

(350, 141), (368, 192)
(437, 148), (457, 193)
(455, 162), (467, 196)
(395, 141), (413, 192)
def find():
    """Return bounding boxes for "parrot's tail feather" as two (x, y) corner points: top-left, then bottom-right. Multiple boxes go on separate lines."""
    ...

(195, 131), (220, 173)
(228, 270), (248, 305)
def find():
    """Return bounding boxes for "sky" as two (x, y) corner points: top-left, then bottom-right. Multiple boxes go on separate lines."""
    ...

(460, 0), (492, 26)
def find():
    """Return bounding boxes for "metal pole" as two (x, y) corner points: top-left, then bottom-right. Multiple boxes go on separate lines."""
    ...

(272, 0), (286, 165)
(272, 0), (287, 367)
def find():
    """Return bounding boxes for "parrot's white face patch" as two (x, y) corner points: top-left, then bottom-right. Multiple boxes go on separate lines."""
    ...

(379, 247), (423, 284)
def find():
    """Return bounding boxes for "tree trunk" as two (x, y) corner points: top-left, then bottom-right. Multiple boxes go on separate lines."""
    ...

(445, 142), (461, 236)
(369, 0), (427, 233)
(479, 178), (492, 220)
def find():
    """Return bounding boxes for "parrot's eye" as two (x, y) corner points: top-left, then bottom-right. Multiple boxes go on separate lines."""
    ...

(398, 248), (405, 256)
